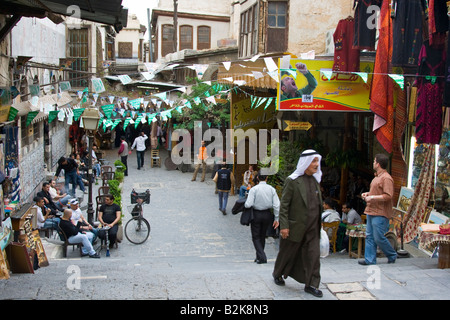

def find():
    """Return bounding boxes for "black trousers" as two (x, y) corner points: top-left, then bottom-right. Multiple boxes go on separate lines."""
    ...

(250, 209), (272, 262)
(121, 155), (128, 176)
(98, 224), (118, 245)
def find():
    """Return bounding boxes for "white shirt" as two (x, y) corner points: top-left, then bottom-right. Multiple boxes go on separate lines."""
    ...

(34, 205), (46, 229)
(322, 209), (341, 223)
(244, 181), (280, 221)
(70, 208), (84, 225)
(131, 135), (148, 151)
(49, 186), (58, 200)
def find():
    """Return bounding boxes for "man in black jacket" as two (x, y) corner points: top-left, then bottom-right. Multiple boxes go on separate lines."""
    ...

(59, 209), (100, 258)
(37, 182), (61, 216)
(54, 156), (85, 197)
(213, 162), (235, 215)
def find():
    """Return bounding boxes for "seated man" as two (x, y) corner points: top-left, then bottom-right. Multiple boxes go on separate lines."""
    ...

(321, 197), (341, 223)
(239, 165), (258, 198)
(59, 209), (100, 258)
(69, 199), (98, 243)
(97, 194), (121, 248)
(37, 182), (61, 216)
(340, 202), (362, 252)
(34, 196), (60, 231)
(341, 202), (362, 225)
(49, 179), (73, 211)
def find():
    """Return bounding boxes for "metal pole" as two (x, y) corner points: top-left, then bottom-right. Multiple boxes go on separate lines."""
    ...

(147, 8), (153, 62)
(87, 131), (95, 224)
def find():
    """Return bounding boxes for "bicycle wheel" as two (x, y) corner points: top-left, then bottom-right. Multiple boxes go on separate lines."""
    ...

(124, 217), (150, 244)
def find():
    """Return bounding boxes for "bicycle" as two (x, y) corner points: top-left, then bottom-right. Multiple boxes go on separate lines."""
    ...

(124, 189), (151, 245)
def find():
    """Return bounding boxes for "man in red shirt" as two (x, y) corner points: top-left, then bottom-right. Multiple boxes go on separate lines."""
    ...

(359, 154), (397, 265)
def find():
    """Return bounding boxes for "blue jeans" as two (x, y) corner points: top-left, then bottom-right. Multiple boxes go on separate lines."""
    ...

(42, 217), (60, 230)
(239, 186), (248, 198)
(65, 170), (83, 196)
(137, 150), (145, 169)
(364, 215), (397, 264)
(218, 191), (229, 212)
(55, 194), (74, 211)
(68, 232), (96, 255)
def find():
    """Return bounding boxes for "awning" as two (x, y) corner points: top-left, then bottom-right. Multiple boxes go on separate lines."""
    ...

(0, 0), (128, 31)
(51, 92), (74, 107)
(11, 92), (74, 122)
(217, 56), (280, 90)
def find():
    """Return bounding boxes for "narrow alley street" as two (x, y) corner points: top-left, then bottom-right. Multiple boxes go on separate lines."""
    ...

(0, 148), (449, 307)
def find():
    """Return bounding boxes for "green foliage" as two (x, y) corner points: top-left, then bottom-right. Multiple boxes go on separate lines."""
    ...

(171, 77), (230, 130)
(113, 160), (126, 183)
(325, 149), (361, 169)
(114, 160), (126, 172)
(108, 179), (123, 224)
(258, 137), (326, 196)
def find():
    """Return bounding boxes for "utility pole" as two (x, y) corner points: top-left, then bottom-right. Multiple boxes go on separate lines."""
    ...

(147, 8), (153, 62)
(173, 0), (178, 53)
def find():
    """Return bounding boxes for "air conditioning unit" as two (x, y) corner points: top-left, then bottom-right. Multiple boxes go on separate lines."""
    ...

(325, 29), (335, 54)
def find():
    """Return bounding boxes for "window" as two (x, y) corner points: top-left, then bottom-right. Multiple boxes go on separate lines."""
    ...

(266, 1), (288, 53)
(161, 24), (175, 57)
(197, 26), (211, 50)
(68, 28), (89, 88)
(180, 25), (193, 50)
(268, 1), (287, 28)
(239, 4), (258, 58)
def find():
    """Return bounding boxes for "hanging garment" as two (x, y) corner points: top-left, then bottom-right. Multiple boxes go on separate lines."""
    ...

(415, 40), (446, 145)
(428, 0), (448, 47)
(370, 0), (394, 153)
(402, 145), (435, 243)
(333, 17), (360, 72)
(353, 0), (380, 51)
(391, 0), (426, 67)
(444, 16), (450, 107)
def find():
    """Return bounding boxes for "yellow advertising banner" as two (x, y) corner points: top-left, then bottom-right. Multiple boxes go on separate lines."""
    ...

(231, 92), (277, 131)
(278, 59), (374, 112)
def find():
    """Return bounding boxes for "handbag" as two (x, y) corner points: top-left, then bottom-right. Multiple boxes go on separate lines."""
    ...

(240, 206), (254, 226)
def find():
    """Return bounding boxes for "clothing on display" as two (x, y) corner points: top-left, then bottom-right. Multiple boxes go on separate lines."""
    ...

(333, 17), (360, 72)
(391, 0), (426, 67)
(370, 0), (395, 154)
(415, 40), (446, 144)
(353, 0), (380, 51)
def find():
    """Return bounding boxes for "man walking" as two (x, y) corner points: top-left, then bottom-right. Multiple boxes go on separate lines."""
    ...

(192, 140), (208, 182)
(359, 154), (397, 265)
(213, 161), (235, 215)
(245, 174), (280, 264)
(118, 136), (129, 176)
(131, 132), (148, 170)
(272, 149), (324, 297)
(54, 156), (84, 197)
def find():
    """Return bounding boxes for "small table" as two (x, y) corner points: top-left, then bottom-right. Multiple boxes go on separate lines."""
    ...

(346, 228), (366, 259)
(418, 231), (450, 269)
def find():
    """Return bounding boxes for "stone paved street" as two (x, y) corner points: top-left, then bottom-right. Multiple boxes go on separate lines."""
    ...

(1, 148), (449, 307)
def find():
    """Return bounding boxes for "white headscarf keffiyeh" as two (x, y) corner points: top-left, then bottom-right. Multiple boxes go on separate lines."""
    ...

(288, 149), (322, 183)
